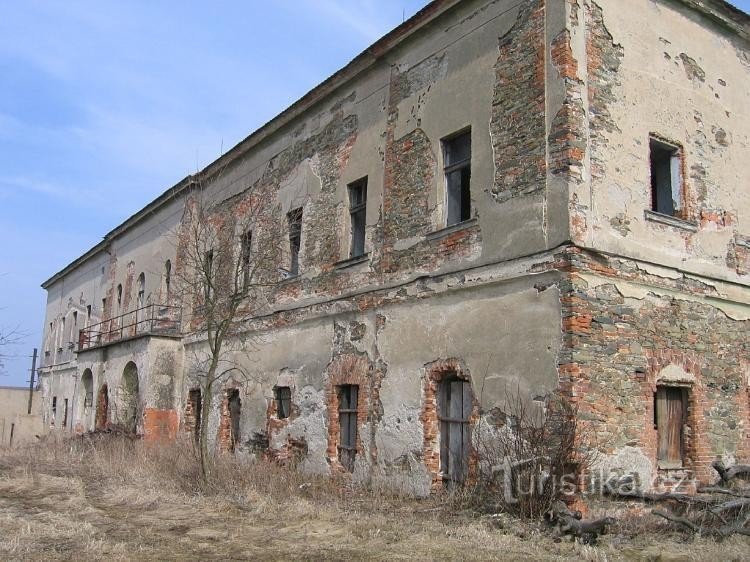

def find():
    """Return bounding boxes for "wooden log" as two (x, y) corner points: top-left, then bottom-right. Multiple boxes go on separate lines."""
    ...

(712, 461), (750, 484)
(652, 509), (699, 533)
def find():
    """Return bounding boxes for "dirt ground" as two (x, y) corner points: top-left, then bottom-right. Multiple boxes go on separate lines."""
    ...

(0, 438), (747, 561)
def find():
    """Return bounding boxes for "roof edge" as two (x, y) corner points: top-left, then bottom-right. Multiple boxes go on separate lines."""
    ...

(40, 0), (747, 290)
(41, 0), (462, 291)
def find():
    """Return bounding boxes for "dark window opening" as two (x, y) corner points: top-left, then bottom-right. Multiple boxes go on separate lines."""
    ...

(650, 137), (682, 217)
(438, 374), (472, 485)
(274, 386), (292, 419)
(337, 384), (359, 472)
(443, 131), (472, 226)
(241, 230), (252, 289)
(116, 284), (123, 310)
(655, 386), (688, 468)
(86, 305), (92, 327)
(188, 388), (202, 444)
(288, 208), (302, 276)
(203, 250), (214, 300)
(348, 178), (367, 258)
(51, 396), (57, 425)
(101, 298), (107, 318)
(228, 389), (241, 451)
(164, 260), (172, 298)
(137, 273), (145, 308)
(62, 398), (69, 428)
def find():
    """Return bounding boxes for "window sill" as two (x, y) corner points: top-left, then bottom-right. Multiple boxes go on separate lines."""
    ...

(334, 253), (370, 270)
(644, 210), (698, 232)
(426, 217), (478, 241)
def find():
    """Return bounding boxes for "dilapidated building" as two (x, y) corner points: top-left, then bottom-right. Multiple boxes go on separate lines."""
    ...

(38, 0), (749, 495)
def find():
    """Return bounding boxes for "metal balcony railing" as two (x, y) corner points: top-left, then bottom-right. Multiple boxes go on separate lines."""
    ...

(77, 304), (182, 351)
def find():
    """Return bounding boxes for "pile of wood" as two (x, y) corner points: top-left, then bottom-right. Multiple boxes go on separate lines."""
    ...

(546, 461), (750, 542)
(614, 461), (750, 538)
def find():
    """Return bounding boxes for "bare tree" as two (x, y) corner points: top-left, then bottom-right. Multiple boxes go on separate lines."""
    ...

(475, 386), (598, 519)
(0, 325), (25, 376)
(174, 181), (281, 479)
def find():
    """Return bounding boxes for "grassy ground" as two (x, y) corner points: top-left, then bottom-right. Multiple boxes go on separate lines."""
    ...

(0, 436), (747, 561)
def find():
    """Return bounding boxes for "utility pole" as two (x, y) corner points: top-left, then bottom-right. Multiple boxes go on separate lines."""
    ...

(27, 348), (37, 415)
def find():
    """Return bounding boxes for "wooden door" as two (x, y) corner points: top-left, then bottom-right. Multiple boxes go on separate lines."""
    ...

(439, 377), (472, 484)
(656, 387), (685, 467)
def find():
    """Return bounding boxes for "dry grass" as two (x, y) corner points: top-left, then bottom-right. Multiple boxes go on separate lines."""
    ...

(0, 436), (747, 561)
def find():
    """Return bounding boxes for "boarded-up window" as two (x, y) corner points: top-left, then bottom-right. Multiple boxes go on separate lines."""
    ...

(337, 385), (358, 472)
(655, 386), (687, 468)
(439, 375), (472, 484)
(275, 386), (292, 419)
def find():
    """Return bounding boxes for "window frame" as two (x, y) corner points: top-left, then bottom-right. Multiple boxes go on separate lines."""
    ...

(649, 136), (684, 218)
(287, 208), (303, 277)
(442, 129), (472, 227)
(240, 230), (253, 290)
(274, 386), (292, 420)
(347, 178), (368, 259)
(337, 384), (359, 472)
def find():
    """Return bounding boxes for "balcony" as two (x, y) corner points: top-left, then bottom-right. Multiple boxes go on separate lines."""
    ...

(78, 304), (182, 352)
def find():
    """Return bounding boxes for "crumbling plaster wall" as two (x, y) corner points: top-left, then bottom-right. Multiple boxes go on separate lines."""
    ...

(572, 0), (750, 283)
(182, 258), (564, 495)
(194, 0), (564, 299)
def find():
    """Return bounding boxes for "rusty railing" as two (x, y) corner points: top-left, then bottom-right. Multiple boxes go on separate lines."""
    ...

(77, 304), (182, 351)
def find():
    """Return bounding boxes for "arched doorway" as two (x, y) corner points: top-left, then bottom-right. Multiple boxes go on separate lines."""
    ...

(121, 362), (140, 433)
(80, 369), (93, 431)
(95, 383), (108, 430)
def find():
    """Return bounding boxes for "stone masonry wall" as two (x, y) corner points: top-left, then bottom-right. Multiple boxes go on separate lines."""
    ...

(558, 248), (750, 488)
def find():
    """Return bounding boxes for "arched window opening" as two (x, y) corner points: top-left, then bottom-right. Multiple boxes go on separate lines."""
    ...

(121, 362), (140, 434)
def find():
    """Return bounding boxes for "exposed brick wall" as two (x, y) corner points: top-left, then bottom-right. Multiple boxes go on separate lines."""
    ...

(585, 0), (623, 185)
(420, 358), (479, 489)
(558, 247), (750, 488)
(490, 0), (546, 203)
(548, 29), (586, 185)
(325, 353), (373, 472)
(143, 408), (178, 442)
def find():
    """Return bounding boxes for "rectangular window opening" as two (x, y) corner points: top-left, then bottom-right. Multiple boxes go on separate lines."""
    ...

(287, 208), (303, 276)
(274, 386), (292, 420)
(241, 230), (252, 289)
(189, 388), (202, 444)
(348, 178), (367, 258)
(227, 389), (241, 450)
(203, 250), (214, 300)
(443, 130), (472, 227)
(51, 396), (57, 425)
(337, 384), (359, 472)
(63, 398), (69, 428)
(650, 137), (683, 217)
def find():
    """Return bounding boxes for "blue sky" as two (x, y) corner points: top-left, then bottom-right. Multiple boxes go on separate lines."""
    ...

(0, 0), (748, 386)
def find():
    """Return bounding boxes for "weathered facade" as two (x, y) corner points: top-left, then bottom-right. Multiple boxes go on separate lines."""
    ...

(38, 0), (749, 495)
